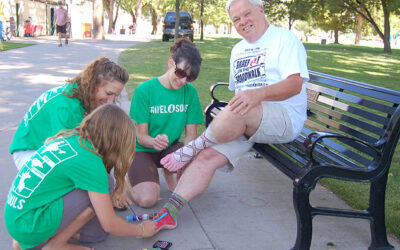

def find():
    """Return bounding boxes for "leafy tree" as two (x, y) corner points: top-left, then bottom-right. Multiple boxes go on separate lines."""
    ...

(310, 1), (354, 44)
(264, 0), (310, 30)
(295, 20), (316, 42)
(332, 0), (400, 53)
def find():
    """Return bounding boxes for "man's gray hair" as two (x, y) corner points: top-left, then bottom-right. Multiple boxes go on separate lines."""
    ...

(226, 0), (264, 14)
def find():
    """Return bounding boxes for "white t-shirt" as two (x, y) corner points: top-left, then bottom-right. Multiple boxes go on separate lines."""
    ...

(229, 24), (309, 136)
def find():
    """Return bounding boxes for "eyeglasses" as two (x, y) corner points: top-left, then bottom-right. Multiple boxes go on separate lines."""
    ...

(175, 66), (196, 82)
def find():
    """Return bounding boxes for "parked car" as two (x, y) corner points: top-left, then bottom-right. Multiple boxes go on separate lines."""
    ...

(162, 11), (194, 42)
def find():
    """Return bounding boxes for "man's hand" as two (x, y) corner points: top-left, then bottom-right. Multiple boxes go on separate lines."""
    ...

(228, 88), (263, 115)
(152, 134), (169, 151)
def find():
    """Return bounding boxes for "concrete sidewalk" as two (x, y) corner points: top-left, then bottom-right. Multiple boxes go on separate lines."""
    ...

(1, 36), (399, 250)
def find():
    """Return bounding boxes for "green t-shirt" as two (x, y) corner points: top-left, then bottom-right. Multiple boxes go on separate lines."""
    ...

(9, 83), (85, 154)
(130, 77), (204, 152)
(4, 135), (109, 249)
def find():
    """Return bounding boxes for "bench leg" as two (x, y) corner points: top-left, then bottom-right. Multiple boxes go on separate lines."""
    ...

(368, 172), (394, 250)
(291, 181), (313, 250)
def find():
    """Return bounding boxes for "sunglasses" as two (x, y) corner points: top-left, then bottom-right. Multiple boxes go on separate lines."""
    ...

(175, 66), (196, 82)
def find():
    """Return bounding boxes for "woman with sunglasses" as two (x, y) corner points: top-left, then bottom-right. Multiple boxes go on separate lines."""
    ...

(128, 38), (204, 208)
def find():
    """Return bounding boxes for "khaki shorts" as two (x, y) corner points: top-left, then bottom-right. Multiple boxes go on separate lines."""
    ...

(212, 102), (294, 165)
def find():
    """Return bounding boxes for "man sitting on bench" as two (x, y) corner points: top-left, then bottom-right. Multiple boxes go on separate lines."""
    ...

(152, 0), (309, 233)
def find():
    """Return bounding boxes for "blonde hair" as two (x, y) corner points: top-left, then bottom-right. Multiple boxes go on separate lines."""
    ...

(47, 104), (136, 198)
(66, 57), (130, 114)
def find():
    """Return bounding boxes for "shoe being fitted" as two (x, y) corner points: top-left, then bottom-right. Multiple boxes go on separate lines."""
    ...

(153, 208), (177, 232)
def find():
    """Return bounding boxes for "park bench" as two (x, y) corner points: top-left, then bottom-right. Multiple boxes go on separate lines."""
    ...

(204, 71), (400, 250)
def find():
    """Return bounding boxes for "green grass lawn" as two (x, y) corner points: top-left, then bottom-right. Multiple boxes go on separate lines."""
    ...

(0, 41), (33, 51)
(119, 38), (400, 239)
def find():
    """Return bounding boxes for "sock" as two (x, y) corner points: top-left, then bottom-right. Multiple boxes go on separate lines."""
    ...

(164, 193), (187, 221)
(160, 128), (218, 171)
(174, 128), (217, 162)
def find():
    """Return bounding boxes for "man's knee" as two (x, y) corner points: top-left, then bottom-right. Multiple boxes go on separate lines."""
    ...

(194, 148), (227, 171)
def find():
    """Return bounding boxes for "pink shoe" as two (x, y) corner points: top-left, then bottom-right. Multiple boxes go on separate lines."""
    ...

(153, 208), (177, 232)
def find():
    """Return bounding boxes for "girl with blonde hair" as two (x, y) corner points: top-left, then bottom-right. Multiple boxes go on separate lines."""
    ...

(5, 104), (157, 250)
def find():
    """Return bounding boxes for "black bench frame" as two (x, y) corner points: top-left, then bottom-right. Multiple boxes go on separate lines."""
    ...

(204, 71), (400, 250)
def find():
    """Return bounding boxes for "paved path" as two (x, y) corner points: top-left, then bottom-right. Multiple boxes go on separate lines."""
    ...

(1, 36), (399, 250)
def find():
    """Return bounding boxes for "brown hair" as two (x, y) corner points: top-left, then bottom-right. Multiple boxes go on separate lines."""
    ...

(66, 57), (130, 114)
(47, 104), (136, 198)
(170, 38), (202, 81)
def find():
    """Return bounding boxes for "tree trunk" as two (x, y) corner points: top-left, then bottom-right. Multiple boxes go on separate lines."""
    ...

(113, 4), (119, 31)
(107, 0), (114, 34)
(93, 0), (104, 40)
(135, 0), (142, 35)
(174, 0), (180, 42)
(130, 10), (136, 27)
(334, 28), (339, 44)
(200, 0), (204, 41)
(151, 10), (158, 35)
(354, 11), (362, 45)
(382, 2), (391, 53)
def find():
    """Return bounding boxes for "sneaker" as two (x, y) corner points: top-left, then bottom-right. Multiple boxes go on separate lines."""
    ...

(58, 44), (62, 47)
(153, 208), (177, 232)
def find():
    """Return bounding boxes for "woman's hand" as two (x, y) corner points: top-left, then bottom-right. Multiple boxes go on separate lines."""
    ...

(140, 221), (157, 237)
(112, 191), (131, 209)
(152, 134), (169, 151)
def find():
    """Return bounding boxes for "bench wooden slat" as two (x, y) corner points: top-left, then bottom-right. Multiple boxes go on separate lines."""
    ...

(309, 70), (400, 103)
(308, 102), (385, 136)
(307, 82), (396, 115)
(308, 112), (378, 143)
(316, 95), (389, 126)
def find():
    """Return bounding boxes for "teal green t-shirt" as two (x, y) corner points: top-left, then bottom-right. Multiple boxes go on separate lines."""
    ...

(130, 77), (204, 152)
(9, 83), (85, 154)
(4, 135), (109, 249)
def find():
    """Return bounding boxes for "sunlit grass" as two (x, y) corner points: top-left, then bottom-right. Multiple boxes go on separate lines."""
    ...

(0, 41), (33, 51)
(119, 38), (400, 240)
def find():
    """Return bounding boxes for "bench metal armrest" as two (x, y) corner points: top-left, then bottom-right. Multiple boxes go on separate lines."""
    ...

(304, 131), (381, 165)
(210, 82), (229, 103)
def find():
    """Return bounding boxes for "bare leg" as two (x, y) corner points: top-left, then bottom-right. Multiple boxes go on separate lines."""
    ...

(12, 239), (21, 250)
(161, 104), (262, 171)
(128, 181), (160, 208)
(153, 148), (228, 232)
(43, 207), (95, 250)
(161, 168), (177, 192)
(209, 104), (263, 143)
(176, 148), (228, 202)
(58, 32), (62, 46)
